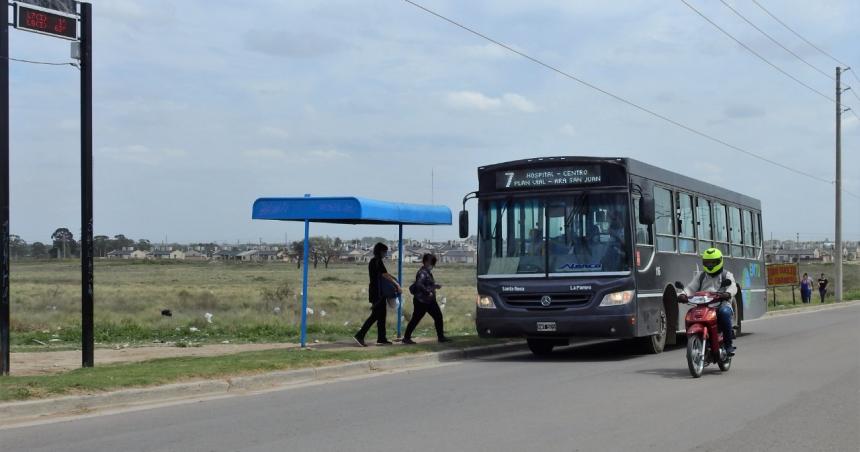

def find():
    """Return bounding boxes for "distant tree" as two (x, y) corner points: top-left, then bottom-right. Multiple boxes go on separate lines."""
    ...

(136, 239), (152, 251)
(30, 242), (48, 259)
(290, 240), (305, 269)
(51, 228), (75, 259)
(9, 235), (28, 259)
(110, 234), (134, 252)
(94, 235), (109, 257)
(310, 237), (339, 269)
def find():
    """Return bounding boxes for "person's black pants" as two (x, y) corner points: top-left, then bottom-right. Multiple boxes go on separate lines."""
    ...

(404, 300), (444, 340)
(357, 300), (387, 342)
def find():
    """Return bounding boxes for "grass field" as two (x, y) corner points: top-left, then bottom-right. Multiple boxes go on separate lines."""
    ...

(8, 259), (480, 349)
(6, 259), (859, 349)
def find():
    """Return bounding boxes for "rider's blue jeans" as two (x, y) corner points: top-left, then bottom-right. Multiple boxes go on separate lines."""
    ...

(717, 305), (734, 348)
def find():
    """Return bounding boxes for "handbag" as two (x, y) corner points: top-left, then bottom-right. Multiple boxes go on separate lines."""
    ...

(379, 276), (399, 299)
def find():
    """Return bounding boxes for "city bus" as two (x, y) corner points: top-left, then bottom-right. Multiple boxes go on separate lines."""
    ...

(459, 157), (767, 355)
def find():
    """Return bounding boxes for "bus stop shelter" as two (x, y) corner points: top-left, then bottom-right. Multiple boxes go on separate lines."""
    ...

(252, 195), (452, 347)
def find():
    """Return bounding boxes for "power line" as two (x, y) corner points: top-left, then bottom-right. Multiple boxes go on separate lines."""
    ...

(750, 0), (849, 68)
(5, 56), (77, 67)
(401, 0), (833, 184)
(717, 0), (833, 81)
(680, 0), (834, 103)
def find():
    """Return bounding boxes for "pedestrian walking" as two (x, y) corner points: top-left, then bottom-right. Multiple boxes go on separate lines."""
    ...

(800, 273), (813, 304)
(817, 273), (828, 303)
(402, 253), (450, 344)
(354, 243), (400, 346)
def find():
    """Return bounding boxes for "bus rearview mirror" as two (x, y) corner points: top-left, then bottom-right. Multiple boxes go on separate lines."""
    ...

(459, 210), (469, 239)
(638, 196), (655, 225)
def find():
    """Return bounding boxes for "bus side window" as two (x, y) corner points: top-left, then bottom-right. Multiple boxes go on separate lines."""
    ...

(654, 187), (676, 252)
(633, 197), (652, 245)
(742, 209), (754, 258)
(696, 197), (713, 251)
(713, 202), (729, 255)
(676, 192), (695, 254)
(729, 206), (743, 257)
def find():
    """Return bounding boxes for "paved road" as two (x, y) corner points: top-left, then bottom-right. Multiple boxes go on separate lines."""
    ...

(2, 305), (858, 452)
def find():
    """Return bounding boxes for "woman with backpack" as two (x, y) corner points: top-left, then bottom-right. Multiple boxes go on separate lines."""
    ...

(402, 253), (450, 344)
(354, 243), (400, 347)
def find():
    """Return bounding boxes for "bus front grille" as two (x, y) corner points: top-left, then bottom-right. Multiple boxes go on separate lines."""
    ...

(503, 293), (592, 308)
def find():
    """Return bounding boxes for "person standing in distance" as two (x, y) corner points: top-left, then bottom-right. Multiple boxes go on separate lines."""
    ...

(354, 243), (400, 346)
(402, 254), (450, 344)
(817, 273), (828, 304)
(800, 272), (813, 304)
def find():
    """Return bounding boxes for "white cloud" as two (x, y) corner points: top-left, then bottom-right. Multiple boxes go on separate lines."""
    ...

(445, 91), (502, 111)
(99, 145), (187, 166)
(502, 94), (537, 113)
(559, 123), (577, 137)
(444, 91), (537, 113)
(258, 126), (290, 139)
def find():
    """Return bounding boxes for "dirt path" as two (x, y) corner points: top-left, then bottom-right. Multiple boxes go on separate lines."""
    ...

(10, 341), (350, 376)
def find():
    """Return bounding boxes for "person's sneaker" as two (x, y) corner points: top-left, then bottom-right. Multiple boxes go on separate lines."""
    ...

(726, 345), (736, 356)
(438, 336), (453, 343)
(402, 337), (416, 345)
(376, 339), (393, 346)
(353, 335), (367, 347)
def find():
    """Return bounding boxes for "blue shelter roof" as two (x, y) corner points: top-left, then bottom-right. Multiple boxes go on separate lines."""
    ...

(252, 196), (452, 225)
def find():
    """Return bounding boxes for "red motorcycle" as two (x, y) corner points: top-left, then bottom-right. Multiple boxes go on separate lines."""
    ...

(675, 280), (733, 378)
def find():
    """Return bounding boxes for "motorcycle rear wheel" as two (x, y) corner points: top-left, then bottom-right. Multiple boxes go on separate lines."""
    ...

(686, 335), (705, 378)
(718, 351), (732, 372)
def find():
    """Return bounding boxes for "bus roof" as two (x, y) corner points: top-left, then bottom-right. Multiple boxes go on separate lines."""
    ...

(478, 156), (761, 211)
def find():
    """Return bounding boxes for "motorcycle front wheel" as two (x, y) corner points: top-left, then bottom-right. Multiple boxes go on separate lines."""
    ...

(686, 335), (705, 378)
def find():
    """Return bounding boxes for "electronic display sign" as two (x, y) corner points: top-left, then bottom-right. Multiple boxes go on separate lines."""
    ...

(495, 165), (603, 189)
(15, 3), (78, 40)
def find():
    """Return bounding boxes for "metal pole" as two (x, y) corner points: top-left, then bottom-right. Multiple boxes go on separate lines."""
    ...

(397, 224), (403, 338)
(80, 2), (94, 367)
(0, 0), (10, 376)
(300, 198), (311, 347)
(834, 67), (843, 303)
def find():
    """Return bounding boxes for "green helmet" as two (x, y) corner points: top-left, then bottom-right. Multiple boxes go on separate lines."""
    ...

(701, 248), (724, 275)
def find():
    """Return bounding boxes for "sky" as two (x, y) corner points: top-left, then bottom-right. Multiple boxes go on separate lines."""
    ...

(6, 0), (860, 245)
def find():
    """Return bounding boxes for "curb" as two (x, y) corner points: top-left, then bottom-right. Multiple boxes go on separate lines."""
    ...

(0, 341), (527, 425)
(762, 299), (860, 318)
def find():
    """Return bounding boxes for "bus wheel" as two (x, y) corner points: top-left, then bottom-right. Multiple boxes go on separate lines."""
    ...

(639, 307), (667, 354)
(527, 338), (555, 356)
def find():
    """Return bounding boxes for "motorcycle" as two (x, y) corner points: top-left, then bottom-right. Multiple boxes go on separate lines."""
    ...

(674, 280), (733, 378)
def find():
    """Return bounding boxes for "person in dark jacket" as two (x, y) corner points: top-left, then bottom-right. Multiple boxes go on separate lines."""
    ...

(402, 254), (450, 344)
(354, 243), (400, 346)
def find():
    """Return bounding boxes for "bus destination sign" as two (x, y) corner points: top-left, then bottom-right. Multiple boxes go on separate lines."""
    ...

(496, 165), (602, 189)
(15, 3), (78, 40)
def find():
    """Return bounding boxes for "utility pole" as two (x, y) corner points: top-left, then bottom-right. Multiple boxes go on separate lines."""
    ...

(0, 0), (10, 376)
(81, 2), (94, 367)
(834, 67), (844, 303)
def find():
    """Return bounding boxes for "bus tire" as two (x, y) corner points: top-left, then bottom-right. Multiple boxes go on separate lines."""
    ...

(639, 304), (667, 354)
(733, 297), (743, 337)
(527, 338), (555, 356)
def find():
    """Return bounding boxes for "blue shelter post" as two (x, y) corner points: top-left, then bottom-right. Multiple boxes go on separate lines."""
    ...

(397, 224), (404, 338)
(300, 196), (311, 348)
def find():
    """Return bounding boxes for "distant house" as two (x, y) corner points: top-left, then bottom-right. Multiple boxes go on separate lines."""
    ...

(182, 250), (207, 261)
(213, 250), (240, 261)
(441, 249), (477, 264)
(148, 250), (173, 260)
(766, 249), (819, 263)
(106, 249), (133, 260)
(130, 250), (150, 259)
(169, 250), (186, 260)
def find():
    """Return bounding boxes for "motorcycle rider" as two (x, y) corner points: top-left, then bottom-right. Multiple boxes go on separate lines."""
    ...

(678, 248), (737, 356)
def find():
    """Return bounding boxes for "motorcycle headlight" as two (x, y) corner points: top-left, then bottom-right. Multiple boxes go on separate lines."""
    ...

(476, 295), (497, 309)
(599, 290), (635, 307)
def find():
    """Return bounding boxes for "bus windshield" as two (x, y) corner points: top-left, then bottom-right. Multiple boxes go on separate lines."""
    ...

(478, 192), (631, 276)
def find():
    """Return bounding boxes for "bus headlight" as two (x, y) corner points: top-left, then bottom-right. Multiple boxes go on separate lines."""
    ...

(599, 290), (635, 307)
(477, 295), (497, 309)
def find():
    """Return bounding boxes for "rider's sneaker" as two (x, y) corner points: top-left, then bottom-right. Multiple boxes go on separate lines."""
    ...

(726, 345), (736, 356)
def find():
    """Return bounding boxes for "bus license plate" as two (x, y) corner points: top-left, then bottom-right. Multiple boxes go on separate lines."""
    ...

(537, 322), (557, 332)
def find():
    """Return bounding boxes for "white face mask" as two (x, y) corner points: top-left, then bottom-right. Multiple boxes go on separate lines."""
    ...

(427, 265), (434, 271)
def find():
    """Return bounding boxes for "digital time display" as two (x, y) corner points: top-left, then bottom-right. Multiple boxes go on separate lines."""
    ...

(16, 4), (78, 40)
(496, 165), (603, 189)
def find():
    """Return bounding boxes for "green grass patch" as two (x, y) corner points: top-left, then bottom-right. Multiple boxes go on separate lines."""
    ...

(0, 336), (498, 402)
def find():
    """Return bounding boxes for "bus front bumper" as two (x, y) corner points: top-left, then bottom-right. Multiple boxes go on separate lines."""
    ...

(476, 312), (638, 339)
